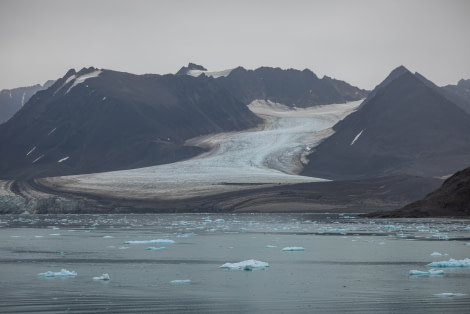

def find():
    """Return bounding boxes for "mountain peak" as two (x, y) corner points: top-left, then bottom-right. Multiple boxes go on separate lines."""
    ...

(176, 63), (207, 75)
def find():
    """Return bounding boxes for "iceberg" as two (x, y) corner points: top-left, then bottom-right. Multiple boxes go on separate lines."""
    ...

(146, 246), (166, 251)
(434, 293), (466, 297)
(220, 259), (269, 271)
(427, 258), (470, 268)
(93, 273), (110, 281)
(170, 279), (191, 284)
(282, 247), (305, 251)
(124, 239), (175, 244)
(430, 252), (443, 256)
(38, 269), (77, 277)
(409, 269), (444, 276)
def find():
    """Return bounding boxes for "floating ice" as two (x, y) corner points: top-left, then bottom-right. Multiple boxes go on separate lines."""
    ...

(177, 232), (197, 238)
(434, 293), (466, 297)
(38, 269), (77, 277)
(427, 258), (470, 268)
(124, 239), (175, 244)
(146, 247), (166, 251)
(170, 279), (191, 284)
(282, 247), (305, 251)
(265, 245), (277, 248)
(430, 252), (445, 256)
(409, 269), (444, 276)
(215, 219), (225, 223)
(103, 236), (114, 238)
(220, 259), (269, 271)
(93, 273), (110, 281)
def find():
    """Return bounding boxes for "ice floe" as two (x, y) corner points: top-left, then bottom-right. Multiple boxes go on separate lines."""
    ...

(220, 259), (269, 271)
(434, 293), (466, 297)
(146, 246), (166, 251)
(409, 269), (444, 276)
(427, 258), (470, 268)
(93, 273), (110, 281)
(124, 239), (175, 244)
(430, 252), (447, 256)
(282, 247), (305, 251)
(38, 269), (77, 277)
(170, 279), (191, 284)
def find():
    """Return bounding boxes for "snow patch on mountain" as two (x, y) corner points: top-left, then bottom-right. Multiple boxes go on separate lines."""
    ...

(65, 70), (102, 94)
(350, 129), (364, 145)
(187, 68), (234, 78)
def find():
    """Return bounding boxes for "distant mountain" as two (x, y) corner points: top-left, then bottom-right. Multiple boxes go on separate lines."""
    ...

(178, 63), (369, 107)
(368, 166), (470, 217)
(440, 79), (470, 114)
(0, 81), (54, 124)
(0, 67), (262, 178)
(302, 66), (470, 179)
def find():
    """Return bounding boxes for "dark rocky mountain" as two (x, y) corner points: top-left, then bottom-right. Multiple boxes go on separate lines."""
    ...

(177, 64), (369, 107)
(176, 62), (208, 75)
(302, 66), (470, 180)
(368, 166), (470, 217)
(0, 67), (262, 179)
(0, 81), (54, 124)
(441, 79), (470, 114)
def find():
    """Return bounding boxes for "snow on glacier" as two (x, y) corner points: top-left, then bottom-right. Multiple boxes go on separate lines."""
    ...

(427, 258), (470, 267)
(38, 269), (77, 277)
(45, 100), (362, 200)
(220, 259), (269, 271)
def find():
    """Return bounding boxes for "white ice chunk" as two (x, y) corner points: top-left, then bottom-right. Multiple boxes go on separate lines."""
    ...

(409, 269), (444, 276)
(219, 259), (269, 271)
(434, 293), (466, 297)
(103, 235), (114, 238)
(215, 219), (225, 223)
(58, 156), (69, 163)
(265, 245), (277, 248)
(38, 269), (77, 277)
(430, 252), (443, 256)
(170, 279), (191, 284)
(350, 129), (364, 145)
(93, 273), (110, 281)
(282, 247), (305, 251)
(124, 239), (175, 244)
(146, 246), (166, 250)
(427, 258), (470, 268)
(177, 232), (197, 238)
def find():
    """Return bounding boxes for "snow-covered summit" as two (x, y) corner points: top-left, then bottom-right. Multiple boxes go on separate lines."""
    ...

(176, 63), (234, 78)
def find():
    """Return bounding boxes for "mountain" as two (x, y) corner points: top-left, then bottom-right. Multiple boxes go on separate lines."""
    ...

(0, 81), (54, 124)
(440, 79), (470, 114)
(368, 166), (470, 217)
(178, 63), (369, 107)
(301, 66), (470, 179)
(0, 67), (262, 179)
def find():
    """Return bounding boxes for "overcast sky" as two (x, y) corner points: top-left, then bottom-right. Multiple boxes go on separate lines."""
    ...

(1, 0), (469, 90)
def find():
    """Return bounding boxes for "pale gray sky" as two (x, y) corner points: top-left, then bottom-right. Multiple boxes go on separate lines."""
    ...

(1, 0), (469, 90)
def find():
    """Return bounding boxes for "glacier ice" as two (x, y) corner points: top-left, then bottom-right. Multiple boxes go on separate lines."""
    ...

(93, 273), (110, 281)
(409, 269), (444, 276)
(124, 239), (175, 244)
(38, 269), (77, 277)
(427, 258), (470, 268)
(282, 247), (305, 251)
(220, 259), (269, 271)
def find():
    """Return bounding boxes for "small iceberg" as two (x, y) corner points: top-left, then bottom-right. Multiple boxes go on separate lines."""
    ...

(427, 258), (470, 268)
(124, 239), (175, 244)
(265, 245), (277, 248)
(146, 247), (166, 251)
(434, 293), (466, 297)
(220, 259), (269, 271)
(93, 273), (110, 281)
(282, 247), (305, 251)
(409, 269), (444, 276)
(430, 252), (443, 256)
(170, 279), (191, 284)
(38, 269), (77, 277)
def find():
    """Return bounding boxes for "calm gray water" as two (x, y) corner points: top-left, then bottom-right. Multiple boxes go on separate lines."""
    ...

(1, 213), (469, 313)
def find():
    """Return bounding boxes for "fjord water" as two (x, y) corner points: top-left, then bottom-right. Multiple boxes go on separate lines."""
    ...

(1, 213), (469, 313)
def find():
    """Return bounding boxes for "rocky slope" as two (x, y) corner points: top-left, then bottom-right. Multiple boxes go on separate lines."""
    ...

(302, 66), (470, 180)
